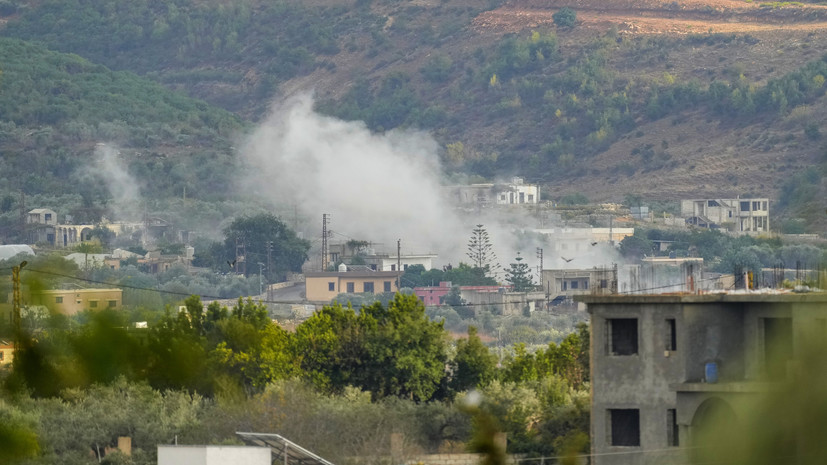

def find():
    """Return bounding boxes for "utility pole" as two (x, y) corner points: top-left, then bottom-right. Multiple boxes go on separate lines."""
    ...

(266, 241), (273, 280)
(322, 214), (330, 271)
(12, 260), (27, 351)
(397, 239), (402, 291)
(258, 262), (265, 297)
(536, 247), (544, 282)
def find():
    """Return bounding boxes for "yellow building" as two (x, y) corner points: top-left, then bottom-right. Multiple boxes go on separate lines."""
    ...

(0, 340), (13, 366)
(31, 288), (123, 315)
(305, 270), (401, 302)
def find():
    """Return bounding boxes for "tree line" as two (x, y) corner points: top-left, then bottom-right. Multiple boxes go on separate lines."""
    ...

(1, 292), (590, 463)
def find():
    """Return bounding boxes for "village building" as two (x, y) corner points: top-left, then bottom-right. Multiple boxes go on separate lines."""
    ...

(681, 198), (770, 234)
(578, 292), (827, 465)
(304, 267), (401, 302)
(29, 287), (123, 315)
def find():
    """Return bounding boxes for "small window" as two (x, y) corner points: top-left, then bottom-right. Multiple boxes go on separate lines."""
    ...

(363, 282), (374, 293)
(500, 194), (506, 200)
(528, 194), (534, 202)
(583, 279), (589, 289)
(600, 279), (608, 288)
(667, 409), (679, 446)
(609, 409), (640, 446)
(370, 264), (377, 270)
(346, 282), (355, 293)
(55, 296), (63, 304)
(89, 301), (98, 308)
(752, 201), (760, 211)
(562, 281), (567, 291)
(608, 318), (638, 355)
(391, 265), (396, 271)
(45, 213), (52, 221)
(740, 201), (750, 211)
(403, 264), (408, 270)
(384, 281), (392, 292)
(570, 281), (578, 289)
(328, 282), (335, 291)
(666, 319), (677, 351)
(108, 300), (117, 308)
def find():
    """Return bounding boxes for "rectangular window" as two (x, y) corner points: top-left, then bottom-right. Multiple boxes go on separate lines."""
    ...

(363, 282), (374, 293)
(391, 265), (396, 271)
(370, 264), (377, 270)
(55, 296), (63, 304)
(0, 351), (4, 361)
(89, 300), (98, 308)
(583, 279), (589, 289)
(609, 409), (640, 446)
(740, 201), (750, 211)
(752, 201), (760, 211)
(346, 282), (354, 293)
(600, 279), (608, 288)
(762, 201), (768, 211)
(108, 300), (117, 308)
(608, 319), (638, 355)
(384, 281), (392, 292)
(519, 192), (525, 203)
(570, 280), (578, 289)
(763, 317), (793, 378)
(528, 194), (534, 202)
(666, 319), (677, 351)
(667, 409), (679, 447)
(562, 281), (567, 291)
(45, 213), (52, 221)
(403, 264), (408, 270)
(328, 282), (335, 291)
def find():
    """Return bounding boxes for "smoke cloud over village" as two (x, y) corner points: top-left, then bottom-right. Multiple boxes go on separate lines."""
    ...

(237, 94), (624, 273)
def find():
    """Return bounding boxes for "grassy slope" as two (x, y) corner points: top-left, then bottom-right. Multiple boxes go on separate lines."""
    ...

(1, 0), (826, 230)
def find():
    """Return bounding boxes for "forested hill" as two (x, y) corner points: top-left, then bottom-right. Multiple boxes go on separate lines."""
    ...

(0, 36), (241, 227)
(1, 0), (827, 230)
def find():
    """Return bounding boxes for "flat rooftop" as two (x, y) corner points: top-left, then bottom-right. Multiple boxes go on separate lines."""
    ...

(577, 291), (827, 304)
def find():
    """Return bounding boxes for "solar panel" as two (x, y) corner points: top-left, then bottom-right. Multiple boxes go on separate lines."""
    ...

(236, 432), (336, 465)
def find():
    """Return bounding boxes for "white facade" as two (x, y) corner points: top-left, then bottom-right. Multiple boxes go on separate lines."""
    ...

(680, 198), (769, 233)
(158, 446), (271, 465)
(446, 177), (540, 206)
(363, 253), (438, 271)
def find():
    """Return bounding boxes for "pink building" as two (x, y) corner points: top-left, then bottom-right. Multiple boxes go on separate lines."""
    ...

(414, 282), (508, 306)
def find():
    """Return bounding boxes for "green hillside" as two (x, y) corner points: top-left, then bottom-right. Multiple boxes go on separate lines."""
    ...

(0, 37), (242, 230)
(1, 0), (827, 231)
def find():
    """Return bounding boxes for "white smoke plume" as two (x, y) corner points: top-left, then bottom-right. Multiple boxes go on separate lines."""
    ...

(238, 94), (626, 278)
(91, 143), (143, 221)
(239, 95), (464, 256)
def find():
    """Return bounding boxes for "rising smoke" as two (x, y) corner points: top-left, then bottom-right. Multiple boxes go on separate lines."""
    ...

(88, 143), (143, 222)
(238, 94), (623, 272)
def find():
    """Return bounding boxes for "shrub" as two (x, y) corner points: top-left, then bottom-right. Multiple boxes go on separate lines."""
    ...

(553, 8), (577, 28)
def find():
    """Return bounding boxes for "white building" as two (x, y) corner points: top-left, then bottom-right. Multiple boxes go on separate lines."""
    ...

(446, 177), (540, 206)
(680, 198), (769, 234)
(158, 446), (271, 465)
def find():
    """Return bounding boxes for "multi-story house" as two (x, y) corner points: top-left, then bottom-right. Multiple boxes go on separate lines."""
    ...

(579, 293), (827, 465)
(681, 198), (770, 234)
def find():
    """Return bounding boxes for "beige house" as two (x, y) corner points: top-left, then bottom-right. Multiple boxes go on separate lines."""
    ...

(0, 340), (13, 366)
(305, 270), (401, 302)
(30, 288), (123, 315)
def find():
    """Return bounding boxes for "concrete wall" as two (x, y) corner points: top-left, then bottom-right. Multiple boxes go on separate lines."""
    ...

(158, 446), (270, 465)
(589, 302), (686, 465)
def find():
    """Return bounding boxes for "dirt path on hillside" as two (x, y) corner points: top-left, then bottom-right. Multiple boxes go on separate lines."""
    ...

(474, 0), (827, 35)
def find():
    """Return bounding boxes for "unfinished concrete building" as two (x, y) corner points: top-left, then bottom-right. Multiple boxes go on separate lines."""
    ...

(578, 293), (827, 465)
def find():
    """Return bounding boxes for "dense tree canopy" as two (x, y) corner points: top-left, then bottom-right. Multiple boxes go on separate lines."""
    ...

(219, 213), (310, 281)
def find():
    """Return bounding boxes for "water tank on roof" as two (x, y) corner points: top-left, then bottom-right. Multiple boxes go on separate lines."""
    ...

(338, 263), (347, 272)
